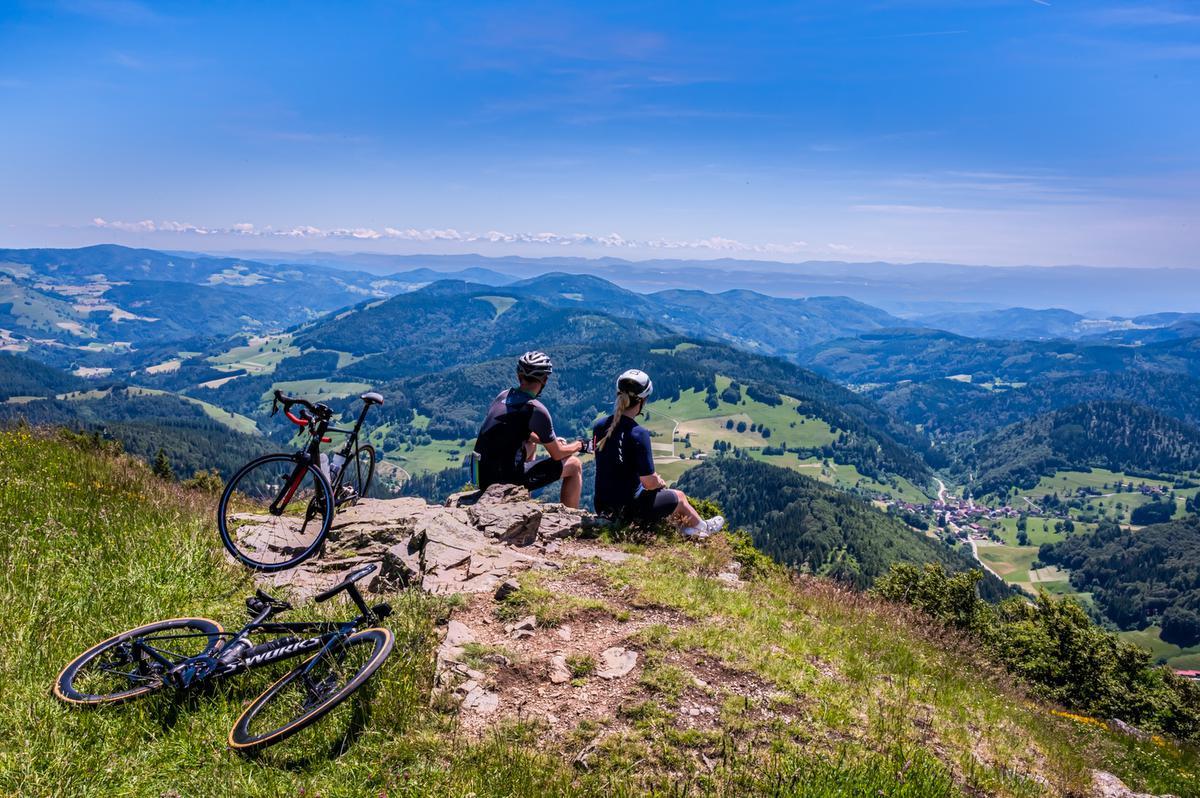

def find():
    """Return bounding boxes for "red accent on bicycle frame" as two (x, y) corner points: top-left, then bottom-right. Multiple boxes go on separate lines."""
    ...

(279, 468), (306, 508)
(320, 437), (331, 443)
(285, 410), (308, 427)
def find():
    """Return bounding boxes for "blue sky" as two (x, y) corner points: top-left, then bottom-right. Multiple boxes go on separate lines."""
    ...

(1, 0), (1197, 266)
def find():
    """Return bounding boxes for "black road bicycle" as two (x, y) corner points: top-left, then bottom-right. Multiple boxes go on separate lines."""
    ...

(54, 564), (393, 753)
(218, 389), (383, 571)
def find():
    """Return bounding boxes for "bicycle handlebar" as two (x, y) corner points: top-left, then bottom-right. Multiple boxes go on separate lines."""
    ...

(272, 390), (333, 427)
(315, 563), (378, 604)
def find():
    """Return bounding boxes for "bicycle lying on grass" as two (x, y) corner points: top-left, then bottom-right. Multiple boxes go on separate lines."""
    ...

(54, 564), (393, 753)
(218, 389), (383, 571)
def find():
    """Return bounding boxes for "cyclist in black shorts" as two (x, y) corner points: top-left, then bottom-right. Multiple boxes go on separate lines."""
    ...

(592, 369), (723, 539)
(472, 351), (584, 508)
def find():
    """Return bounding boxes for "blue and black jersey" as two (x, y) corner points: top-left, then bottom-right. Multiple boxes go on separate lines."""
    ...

(474, 388), (557, 488)
(592, 414), (655, 513)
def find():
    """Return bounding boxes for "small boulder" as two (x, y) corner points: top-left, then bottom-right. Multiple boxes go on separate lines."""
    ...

(505, 615), (537, 635)
(548, 655), (571, 684)
(597, 647), (638, 679)
(462, 685), (500, 714)
(1091, 770), (1168, 798)
(444, 620), (475, 648)
(494, 578), (521, 602)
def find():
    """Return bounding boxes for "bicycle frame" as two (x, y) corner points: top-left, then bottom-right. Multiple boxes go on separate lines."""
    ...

(325, 400), (374, 498)
(270, 398), (373, 515)
(134, 610), (367, 692)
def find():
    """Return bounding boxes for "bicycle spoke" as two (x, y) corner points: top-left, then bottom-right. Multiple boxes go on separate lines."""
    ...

(221, 456), (331, 569)
(243, 639), (372, 738)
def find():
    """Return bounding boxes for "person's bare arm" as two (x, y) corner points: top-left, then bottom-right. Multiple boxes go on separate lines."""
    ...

(543, 436), (583, 461)
(640, 473), (668, 490)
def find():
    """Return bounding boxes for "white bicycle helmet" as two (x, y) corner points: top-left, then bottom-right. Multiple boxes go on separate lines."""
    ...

(617, 368), (653, 399)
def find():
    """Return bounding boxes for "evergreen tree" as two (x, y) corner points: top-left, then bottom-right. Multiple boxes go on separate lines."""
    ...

(152, 448), (175, 481)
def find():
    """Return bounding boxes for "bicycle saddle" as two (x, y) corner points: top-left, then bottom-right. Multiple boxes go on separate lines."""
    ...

(360, 391), (384, 406)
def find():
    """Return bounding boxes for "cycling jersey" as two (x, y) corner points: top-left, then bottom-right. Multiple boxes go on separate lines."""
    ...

(473, 388), (557, 488)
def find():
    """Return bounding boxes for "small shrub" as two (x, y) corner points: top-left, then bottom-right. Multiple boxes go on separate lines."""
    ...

(566, 653), (596, 678)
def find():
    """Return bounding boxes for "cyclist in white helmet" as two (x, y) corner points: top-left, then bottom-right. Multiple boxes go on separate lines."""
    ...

(472, 351), (584, 507)
(591, 368), (724, 539)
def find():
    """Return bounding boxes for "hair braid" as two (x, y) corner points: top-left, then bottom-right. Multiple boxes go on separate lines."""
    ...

(596, 392), (633, 452)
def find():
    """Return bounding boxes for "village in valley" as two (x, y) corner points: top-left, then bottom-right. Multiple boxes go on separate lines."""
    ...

(883, 478), (1175, 546)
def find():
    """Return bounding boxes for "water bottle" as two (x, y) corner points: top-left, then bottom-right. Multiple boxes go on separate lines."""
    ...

(319, 452), (331, 482)
(329, 452), (346, 482)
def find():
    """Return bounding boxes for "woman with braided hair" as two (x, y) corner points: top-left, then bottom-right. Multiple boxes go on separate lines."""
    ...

(591, 369), (724, 539)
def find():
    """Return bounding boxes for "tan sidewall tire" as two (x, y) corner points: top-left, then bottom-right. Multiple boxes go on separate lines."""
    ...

(53, 617), (224, 706)
(228, 627), (394, 752)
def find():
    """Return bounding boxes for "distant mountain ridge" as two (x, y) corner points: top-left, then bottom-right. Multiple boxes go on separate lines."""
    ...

(184, 248), (1200, 315)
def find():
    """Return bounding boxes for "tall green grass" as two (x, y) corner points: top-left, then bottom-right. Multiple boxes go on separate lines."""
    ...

(1, 428), (1196, 797)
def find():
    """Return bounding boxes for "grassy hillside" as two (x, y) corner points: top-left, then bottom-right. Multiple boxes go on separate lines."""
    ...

(3, 429), (1200, 796)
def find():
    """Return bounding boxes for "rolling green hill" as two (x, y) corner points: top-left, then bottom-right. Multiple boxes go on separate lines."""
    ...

(348, 339), (933, 489)
(967, 402), (1200, 496)
(674, 458), (1001, 596)
(0, 352), (85, 400)
(506, 273), (904, 357)
(0, 380), (271, 479)
(1040, 518), (1200, 647)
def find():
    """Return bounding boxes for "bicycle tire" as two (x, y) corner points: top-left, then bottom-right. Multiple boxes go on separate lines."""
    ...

(218, 453), (334, 572)
(338, 444), (375, 504)
(54, 618), (224, 705)
(228, 627), (393, 752)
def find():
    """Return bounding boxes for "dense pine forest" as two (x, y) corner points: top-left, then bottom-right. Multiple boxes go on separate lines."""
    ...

(1040, 518), (1200, 647)
(675, 457), (1010, 599)
(965, 401), (1200, 496)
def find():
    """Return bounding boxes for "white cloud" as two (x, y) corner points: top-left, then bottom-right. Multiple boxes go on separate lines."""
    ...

(89, 216), (820, 255)
(1090, 6), (1200, 26)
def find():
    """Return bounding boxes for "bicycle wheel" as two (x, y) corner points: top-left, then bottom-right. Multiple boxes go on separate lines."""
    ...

(228, 627), (393, 752)
(218, 453), (334, 571)
(336, 444), (375, 505)
(54, 618), (224, 705)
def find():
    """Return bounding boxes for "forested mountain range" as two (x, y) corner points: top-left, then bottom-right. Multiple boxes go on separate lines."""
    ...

(0, 371), (271, 479)
(804, 328), (1200, 385)
(1040, 518), (1200, 647)
(0, 245), (405, 348)
(2, 245), (910, 367)
(201, 280), (934, 485)
(675, 457), (1010, 599)
(964, 402), (1200, 496)
(504, 273), (904, 357)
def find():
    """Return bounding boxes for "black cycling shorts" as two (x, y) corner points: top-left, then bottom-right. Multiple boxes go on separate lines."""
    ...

(599, 488), (679, 523)
(481, 457), (564, 491)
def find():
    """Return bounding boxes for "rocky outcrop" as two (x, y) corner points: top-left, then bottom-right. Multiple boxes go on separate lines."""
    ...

(262, 484), (603, 598)
(1092, 771), (1178, 798)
